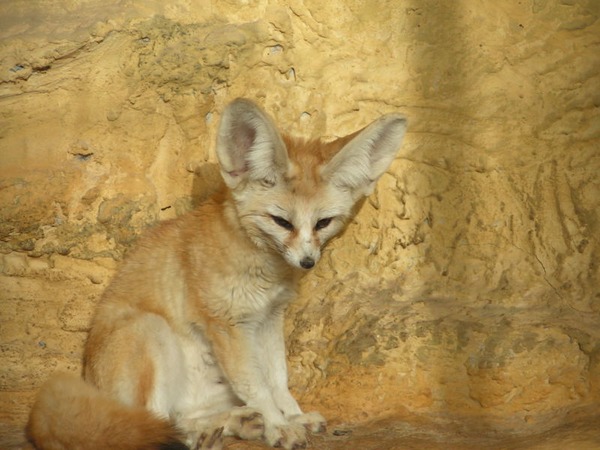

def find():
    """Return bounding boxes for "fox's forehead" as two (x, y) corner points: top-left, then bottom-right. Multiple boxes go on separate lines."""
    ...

(282, 135), (348, 195)
(265, 176), (351, 221)
(284, 136), (341, 165)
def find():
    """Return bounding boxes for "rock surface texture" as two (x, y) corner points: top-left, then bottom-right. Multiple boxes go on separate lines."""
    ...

(1, 1), (599, 449)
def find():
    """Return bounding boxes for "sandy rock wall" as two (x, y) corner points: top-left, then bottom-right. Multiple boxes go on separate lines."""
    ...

(1, 0), (599, 445)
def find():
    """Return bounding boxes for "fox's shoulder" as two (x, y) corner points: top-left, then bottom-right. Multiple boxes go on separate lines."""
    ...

(132, 190), (229, 247)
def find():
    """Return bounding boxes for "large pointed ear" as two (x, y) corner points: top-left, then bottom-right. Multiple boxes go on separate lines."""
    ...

(215, 98), (289, 189)
(321, 114), (407, 196)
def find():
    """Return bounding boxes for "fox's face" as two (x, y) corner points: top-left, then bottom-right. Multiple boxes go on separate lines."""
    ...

(231, 168), (356, 270)
(215, 99), (407, 271)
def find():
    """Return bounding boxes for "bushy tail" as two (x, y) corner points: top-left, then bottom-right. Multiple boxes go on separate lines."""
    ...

(27, 373), (188, 450)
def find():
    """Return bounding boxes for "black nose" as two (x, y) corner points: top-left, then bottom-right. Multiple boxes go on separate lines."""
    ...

(300, 257), (315, 269)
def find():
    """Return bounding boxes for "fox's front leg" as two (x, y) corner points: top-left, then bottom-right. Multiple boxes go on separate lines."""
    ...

(207, 320), (308, 449)
(259, 309), (326, 434)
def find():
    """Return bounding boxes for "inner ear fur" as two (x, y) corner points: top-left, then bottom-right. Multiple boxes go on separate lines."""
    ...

(215, 98), (289, 189)
(321, 114), (408, 196)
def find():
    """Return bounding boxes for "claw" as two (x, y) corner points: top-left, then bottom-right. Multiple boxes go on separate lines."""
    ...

(193, 426), (224, 450)
(207, 427), (224, 447)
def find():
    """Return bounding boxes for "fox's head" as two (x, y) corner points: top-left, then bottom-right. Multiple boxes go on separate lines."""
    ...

(215, 98), (407, 271)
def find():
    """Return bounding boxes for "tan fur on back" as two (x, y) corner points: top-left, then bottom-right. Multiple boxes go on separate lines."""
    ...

(26, 99), (407, 450)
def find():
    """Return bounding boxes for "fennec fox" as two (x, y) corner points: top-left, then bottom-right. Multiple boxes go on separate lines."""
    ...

(27, 99), (407, 450)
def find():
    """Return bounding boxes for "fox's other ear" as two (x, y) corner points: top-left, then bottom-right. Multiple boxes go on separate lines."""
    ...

(322, 114), (407, 196)
(215, 98), (288, 189)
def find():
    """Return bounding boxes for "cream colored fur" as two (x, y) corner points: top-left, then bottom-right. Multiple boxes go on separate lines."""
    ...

(27, 99), (407, 450)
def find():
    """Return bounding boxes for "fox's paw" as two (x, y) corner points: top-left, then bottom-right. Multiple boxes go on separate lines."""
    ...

(226, 406), (265, 440)
(265, 421), (308, 450)
(289, 411), (327, 434)
(193, 426), (224, 450)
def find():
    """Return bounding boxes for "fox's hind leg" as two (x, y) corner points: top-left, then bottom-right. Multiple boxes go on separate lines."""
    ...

(174, 348), (266, 445)
(181, 406), (265, 447)
(224, 406), (265, 440)
(85, 312), (186, 416)
(192, 426), (224, 450)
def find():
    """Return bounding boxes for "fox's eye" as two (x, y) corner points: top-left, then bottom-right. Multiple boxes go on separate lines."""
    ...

(271, 215), (294, 231)
(315, 217), (332, 231)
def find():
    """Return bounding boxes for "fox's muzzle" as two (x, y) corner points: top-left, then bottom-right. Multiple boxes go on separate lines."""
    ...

(300, 257), (315, 269)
